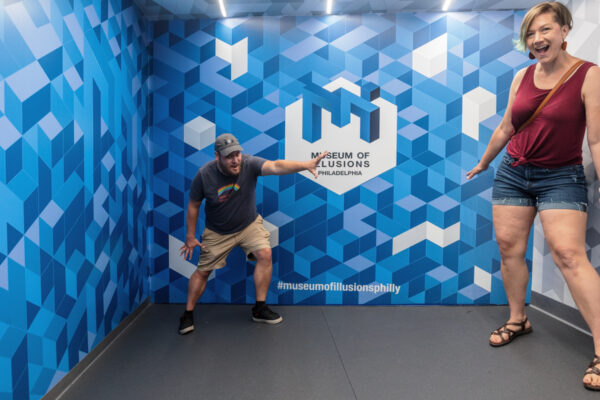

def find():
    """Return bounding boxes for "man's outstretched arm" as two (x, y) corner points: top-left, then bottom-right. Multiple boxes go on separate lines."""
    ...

(261, 151), (328, 178)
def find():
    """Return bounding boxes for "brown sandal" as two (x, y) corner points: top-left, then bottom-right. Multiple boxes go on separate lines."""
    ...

(489, 318), (533, 347)
(584, 355), (600, 391)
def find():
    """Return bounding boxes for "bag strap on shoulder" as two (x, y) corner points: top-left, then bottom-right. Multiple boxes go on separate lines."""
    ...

(516, 59), (585, 134)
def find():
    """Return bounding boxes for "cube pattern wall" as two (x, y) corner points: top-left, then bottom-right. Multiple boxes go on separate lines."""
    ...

(1, 1), (598, 399)
(149, 12), (535, 307)
(0, 1), (152, 399)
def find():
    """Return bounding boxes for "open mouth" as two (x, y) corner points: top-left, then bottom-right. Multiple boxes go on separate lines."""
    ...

(534, 44), (550, 56)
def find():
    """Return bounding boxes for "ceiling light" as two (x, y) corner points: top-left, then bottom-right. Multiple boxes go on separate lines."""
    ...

(326, 0), (333, 14)
(219, 0), (227, 17)
(442, 0), (452, 11)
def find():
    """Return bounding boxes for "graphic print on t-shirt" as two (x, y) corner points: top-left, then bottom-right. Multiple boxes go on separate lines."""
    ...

(217, 183), (240, 202)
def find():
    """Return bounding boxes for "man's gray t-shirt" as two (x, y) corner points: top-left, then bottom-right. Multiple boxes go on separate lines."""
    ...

(189, 154), (266, 234)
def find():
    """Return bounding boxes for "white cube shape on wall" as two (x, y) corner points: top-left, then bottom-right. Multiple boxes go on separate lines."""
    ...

(392, 222), (460, 254)
(169, 235), (200, 279)
(184, 115), (216, 151)
(412, 34), (447, 78)
(262, 218), (279, 248)
(474, 265), (492, 292)
(462, 87), (496, 141)
(215, 37), (248, 80)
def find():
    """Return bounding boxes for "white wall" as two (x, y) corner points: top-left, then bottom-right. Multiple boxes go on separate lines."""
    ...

(531, 0), (600, 307)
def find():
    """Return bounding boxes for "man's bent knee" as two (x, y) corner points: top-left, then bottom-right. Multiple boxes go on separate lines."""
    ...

(252, 247), (272, 264)
(193, 269), (212, 280)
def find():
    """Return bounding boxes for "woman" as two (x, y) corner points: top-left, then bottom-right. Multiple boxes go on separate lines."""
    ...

(466, 1), (600, 390)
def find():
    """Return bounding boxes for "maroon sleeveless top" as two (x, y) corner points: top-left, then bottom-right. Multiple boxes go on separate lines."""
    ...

(506, 61), (595, 167)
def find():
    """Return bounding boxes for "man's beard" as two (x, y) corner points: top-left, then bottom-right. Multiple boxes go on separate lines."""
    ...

(218, 159), (240, 176)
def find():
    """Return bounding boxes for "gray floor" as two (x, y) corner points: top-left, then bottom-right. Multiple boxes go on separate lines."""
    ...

(57, 304), (597, 400)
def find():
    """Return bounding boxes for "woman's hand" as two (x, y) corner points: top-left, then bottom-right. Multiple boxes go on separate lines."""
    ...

(466, 162), (488, 180)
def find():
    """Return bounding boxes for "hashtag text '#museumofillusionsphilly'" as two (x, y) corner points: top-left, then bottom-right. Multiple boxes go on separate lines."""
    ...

(277, 281), (401, 295)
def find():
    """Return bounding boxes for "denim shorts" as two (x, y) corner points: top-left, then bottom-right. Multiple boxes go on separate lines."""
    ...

(492, 153), (588, 212)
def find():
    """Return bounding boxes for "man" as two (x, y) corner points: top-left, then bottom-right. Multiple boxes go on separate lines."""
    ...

(178, 133), (327, 334)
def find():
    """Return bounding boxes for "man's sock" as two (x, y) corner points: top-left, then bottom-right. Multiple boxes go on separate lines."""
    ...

(183, 309), (193, 317)
(254, 301), (266, 309)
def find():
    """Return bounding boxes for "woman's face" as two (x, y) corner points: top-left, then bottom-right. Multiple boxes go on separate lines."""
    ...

(526, 12), (568, 62)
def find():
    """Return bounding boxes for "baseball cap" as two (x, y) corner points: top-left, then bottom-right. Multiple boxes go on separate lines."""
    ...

(215, 133), (243, 157)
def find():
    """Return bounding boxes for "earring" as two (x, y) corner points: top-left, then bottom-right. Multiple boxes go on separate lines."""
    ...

(561, 41), (567, 50)
(529, 52), (535, 60)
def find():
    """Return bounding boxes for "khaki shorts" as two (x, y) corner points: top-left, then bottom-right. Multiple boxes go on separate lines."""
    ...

(197, 215), (271, 271)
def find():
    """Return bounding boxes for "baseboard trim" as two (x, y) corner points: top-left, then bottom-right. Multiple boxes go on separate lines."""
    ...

(42, 297), (152, 400)
(530, 292), (591, 336)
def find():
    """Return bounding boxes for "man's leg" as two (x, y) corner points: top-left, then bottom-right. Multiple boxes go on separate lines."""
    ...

(186, 269), (212, 311)
(179, 228), (234, 334)
(179, 269), (212, 335)
(252, 247), (272, 302)
(250, 247), (282, 324)
(237, 215), (282, 324)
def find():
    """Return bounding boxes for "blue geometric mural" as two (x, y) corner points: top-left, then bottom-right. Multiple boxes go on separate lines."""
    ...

(0, 3), (539, 399)
(150, 12), (534, 307)
(0, 1), (151, 399)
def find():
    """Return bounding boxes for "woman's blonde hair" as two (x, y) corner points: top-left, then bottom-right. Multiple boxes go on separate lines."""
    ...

(516, 1), (573, 51)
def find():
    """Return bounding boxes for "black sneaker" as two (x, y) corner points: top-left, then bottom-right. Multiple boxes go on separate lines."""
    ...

(178, 311), (194, 334)
(252, 305), (283, 324)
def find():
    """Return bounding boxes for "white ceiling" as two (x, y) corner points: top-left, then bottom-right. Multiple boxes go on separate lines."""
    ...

(134, 0), (543, 20)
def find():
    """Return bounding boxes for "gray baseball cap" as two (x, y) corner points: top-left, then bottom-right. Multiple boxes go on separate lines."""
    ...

(215, 133), (243, 157)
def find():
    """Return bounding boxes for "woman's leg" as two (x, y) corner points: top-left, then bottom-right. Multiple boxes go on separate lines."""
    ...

(490, 204), (537, 344)
(539, 209), (600, 387)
